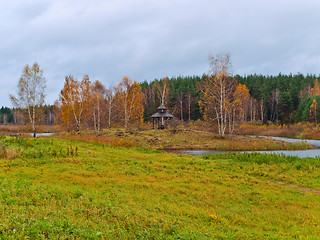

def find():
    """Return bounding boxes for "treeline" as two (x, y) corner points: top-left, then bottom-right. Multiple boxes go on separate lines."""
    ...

(6, 69), (320, 131)
(237, 73), (320, 123)
(141, 73), (320, 125)
(0, 105), (55, 125)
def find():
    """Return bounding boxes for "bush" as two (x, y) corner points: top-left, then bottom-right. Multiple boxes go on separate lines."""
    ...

(0, 143), (18, 159)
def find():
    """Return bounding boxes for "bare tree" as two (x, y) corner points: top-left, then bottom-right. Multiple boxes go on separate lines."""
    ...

(10, 63), (46, 137)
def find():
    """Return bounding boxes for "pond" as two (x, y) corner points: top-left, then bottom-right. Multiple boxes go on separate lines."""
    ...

(25, 133), (55, 137)
(173, 136), (320, 158)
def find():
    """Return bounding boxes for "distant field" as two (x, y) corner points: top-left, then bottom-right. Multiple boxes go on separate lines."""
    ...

(0, 136), (319, 239)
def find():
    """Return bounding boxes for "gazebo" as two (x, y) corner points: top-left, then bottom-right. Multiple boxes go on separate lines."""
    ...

(150, 105), (173, 129)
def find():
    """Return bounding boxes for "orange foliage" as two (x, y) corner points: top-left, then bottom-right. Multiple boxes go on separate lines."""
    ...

(115, 76), (144, 128)
(233, 84), (250, 102)
(58, 75), (92, 131)
(310, 79), (320, 96)
(233, 83), (251, 122)
(309, 98), (318, 123)
(91, 80), (106, 135)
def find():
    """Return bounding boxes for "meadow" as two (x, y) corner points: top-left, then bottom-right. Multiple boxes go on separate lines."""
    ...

(0, 135), (319, 239)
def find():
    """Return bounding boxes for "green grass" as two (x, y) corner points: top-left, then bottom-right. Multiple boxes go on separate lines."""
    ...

(0, 136), (319, 239)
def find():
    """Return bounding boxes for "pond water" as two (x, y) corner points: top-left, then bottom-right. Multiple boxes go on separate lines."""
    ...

(174, 136), (320, 158)
(259, 136), (320, 148)
(25, 133), (55, 137)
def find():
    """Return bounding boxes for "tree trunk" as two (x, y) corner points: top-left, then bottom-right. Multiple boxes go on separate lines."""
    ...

(260, 99), (264, 123)
(97, 100), (100, 135)
(108, 107), (112, 128)
(32, 105), (36, 138)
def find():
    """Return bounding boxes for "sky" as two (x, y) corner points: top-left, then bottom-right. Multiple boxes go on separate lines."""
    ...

(1, 0), (320, 107)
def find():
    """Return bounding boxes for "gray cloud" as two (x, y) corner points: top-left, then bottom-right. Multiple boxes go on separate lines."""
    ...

(1, 0), (320, 106)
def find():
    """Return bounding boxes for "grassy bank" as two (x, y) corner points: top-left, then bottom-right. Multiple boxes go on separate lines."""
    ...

(58, 128), (312, 151)
(236, 122), (320, 140)
(0, 136), (319, 239)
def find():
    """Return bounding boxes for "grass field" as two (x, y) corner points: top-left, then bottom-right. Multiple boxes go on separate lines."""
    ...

(0, 136), (319, 239)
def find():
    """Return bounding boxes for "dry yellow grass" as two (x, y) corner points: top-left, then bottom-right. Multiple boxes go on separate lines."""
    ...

(55, 128), (312, 151)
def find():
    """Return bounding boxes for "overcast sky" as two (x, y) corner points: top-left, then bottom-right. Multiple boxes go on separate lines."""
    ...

(1, 0), (320, 107)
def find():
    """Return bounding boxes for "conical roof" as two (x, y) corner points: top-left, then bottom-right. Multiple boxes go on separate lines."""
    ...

(151, 112), (173, 118)
(157, 105), (166, 110)
(150, 105), (173, 118)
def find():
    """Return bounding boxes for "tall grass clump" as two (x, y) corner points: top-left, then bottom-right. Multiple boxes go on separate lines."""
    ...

(0, 142), (18, 159)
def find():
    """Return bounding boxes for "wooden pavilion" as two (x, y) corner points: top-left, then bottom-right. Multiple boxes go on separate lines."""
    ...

(150, 105), (173, 129)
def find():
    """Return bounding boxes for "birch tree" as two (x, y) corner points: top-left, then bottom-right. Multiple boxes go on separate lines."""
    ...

(116, 76), (144, 128)
(198, 54), (235, 138)
(153, 77), (169, 106)
(105, 87), (116, 128)
(59, 75), (92, 131)
(233, 83), (250, 122)
(177, 90), (184, 122)
(91, 80), (106, 135)
(259, 98), (265, 123)
(186, 91), (193, 122)
(10, 63), (46, 137)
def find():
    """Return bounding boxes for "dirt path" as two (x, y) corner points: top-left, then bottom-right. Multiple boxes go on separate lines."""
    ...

(266, 180), (320, 195)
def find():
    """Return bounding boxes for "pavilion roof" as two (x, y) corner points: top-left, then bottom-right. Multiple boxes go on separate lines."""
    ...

(150, 112), (173, 118)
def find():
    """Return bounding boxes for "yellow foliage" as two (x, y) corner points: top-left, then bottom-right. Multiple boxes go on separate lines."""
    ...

(233, 84), (250, 101)
(209, 213), (218, 220)
(233, 84), (251, 122)
(310, 79), (320, 96)
(115, 77), (144, 128)
(309, 98), (318, 123)
(58, 75), (92, 131)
